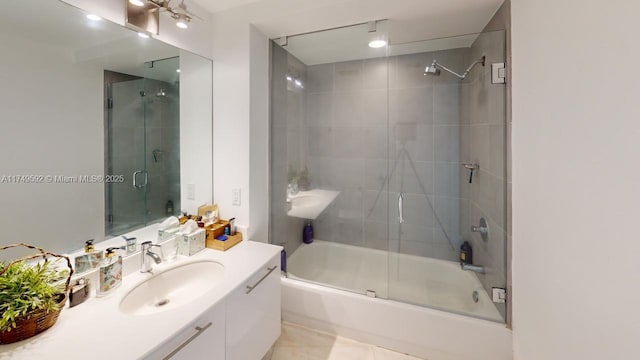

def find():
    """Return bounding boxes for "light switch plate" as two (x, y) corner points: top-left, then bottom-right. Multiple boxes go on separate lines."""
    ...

(187, 184), (195, 200)
(232, 188), (241, 206)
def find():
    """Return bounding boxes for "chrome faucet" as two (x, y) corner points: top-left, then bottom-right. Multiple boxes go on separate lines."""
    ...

(140, 241), (162, 273)
(461, 263), (486, 274)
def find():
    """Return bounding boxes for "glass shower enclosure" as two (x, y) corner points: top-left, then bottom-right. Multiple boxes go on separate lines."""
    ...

(105, 57), (181, 236)
(270, 22), (507, 322)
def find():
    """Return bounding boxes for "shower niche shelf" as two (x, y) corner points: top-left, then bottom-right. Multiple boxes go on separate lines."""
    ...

(287, 189), (339, 220)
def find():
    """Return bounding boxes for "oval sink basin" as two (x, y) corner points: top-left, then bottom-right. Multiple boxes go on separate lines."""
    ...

(119, 261), (224, 316)
(291, 195), (320, 208)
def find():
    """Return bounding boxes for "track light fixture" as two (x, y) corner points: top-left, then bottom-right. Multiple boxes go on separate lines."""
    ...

(149, 0), (197, 30)
(128, 0), (197, 30)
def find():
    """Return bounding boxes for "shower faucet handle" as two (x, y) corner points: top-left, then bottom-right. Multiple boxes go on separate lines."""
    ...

(471, 217), (489, 236)
(470, 225), (488, 234)
(462, 163), (479, 184)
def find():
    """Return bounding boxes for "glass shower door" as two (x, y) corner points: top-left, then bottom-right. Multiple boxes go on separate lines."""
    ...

(269, 21), (391, 300)
(387, 31), (507, 322)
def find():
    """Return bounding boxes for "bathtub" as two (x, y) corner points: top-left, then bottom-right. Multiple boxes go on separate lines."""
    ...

(282, 240), (512, 360)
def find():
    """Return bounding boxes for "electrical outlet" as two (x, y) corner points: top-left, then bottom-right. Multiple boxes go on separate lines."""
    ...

(187, 184), (195, 200)
(232, 188), (241, 206)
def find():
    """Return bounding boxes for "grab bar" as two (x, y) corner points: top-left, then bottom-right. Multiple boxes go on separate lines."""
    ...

(398, 193), (404, 224)
(246, 266), (277, 294)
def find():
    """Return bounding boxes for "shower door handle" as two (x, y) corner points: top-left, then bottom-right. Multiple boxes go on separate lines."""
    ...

(133, 170), (148, 189)
(398, 193), (404, 224)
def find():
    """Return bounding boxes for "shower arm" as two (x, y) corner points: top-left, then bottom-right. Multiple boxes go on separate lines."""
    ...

(433, 55), (486, 80)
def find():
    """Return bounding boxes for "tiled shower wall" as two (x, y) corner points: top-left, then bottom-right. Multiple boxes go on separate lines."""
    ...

(306, 49), (470, 261)
(460, 29), (508, 318)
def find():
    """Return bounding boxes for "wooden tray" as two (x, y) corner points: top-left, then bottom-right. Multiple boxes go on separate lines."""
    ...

(206, 232), (242, 251)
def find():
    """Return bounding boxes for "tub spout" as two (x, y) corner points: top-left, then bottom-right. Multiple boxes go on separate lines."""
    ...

(461, 263), (485, 274)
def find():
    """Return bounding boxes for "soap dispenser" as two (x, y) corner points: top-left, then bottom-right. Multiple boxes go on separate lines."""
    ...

(74, 239), (104, 274)
(97, 247), (123, 297)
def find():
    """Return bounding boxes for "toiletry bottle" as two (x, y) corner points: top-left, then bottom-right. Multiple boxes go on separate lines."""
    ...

(228, 218), (236, 235)
(97, 247), (123, 297)
(166, 200), (174, 216)
(279, 243), (287, 273)
(69, 278), (91, 308)
(460, 241), (473, 265)
(303, 221), (314, 244)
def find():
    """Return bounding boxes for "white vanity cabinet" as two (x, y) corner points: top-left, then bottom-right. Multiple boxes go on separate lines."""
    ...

(143, 253), (281, 360)
(144, 301), (226, 360)
(226, 255), (281, 360)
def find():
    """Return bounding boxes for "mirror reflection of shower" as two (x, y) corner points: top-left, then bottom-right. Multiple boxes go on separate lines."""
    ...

(105, 55), (181, 236)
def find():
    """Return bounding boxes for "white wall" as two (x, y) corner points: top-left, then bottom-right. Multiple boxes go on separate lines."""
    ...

(211, 11), (251, 228)
(511, 1), (640, 359)
(62, 0), (213, 58)
(211, 9), (271, 238)
(249, 25), (271, 242)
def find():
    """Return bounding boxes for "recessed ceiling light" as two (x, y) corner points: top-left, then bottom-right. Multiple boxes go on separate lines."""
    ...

(138, 32), (150, 39)
(130, 0), (145, 7)
(176, 21), (188, 29)
(176, 69), (181, 73)
(368, 39), (387, 49)
(86, 14), (102, 21)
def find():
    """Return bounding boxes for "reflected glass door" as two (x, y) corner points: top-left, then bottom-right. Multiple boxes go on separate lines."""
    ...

(143, 57), (181, 223)
(107, 79), (147, 235)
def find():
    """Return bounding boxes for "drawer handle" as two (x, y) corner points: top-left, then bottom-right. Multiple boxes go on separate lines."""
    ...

(245, 266), (277, 294)
(163, 322), (213, 359)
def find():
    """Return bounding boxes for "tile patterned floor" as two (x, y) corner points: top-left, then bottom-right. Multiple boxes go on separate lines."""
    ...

(262, 322), (424, 360)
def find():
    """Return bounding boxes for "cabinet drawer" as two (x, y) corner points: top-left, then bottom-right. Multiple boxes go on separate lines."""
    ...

(144, 302), (225, 360)
(226, 255), (281, 360)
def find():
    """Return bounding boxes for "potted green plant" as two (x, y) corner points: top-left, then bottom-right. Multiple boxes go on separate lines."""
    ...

(0, 243), (72, 344)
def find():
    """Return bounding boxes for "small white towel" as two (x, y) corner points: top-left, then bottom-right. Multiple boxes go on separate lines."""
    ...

(159, 216), (180, 230)
(179, 219), (198, 235)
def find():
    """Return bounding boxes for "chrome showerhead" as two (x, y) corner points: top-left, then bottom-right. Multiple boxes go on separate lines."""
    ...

(424, 60), (440, 76)
(424, 56), (486, 79)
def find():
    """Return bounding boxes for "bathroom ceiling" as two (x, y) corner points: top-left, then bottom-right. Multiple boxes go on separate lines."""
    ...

(193, 0), (264, 13)
(191, 0), (504, 45)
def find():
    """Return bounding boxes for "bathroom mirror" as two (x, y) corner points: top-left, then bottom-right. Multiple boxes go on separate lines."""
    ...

(0, 0), (213, 254)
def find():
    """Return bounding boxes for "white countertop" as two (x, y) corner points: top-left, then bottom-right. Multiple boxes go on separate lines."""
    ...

(0, 240), (282, 360)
